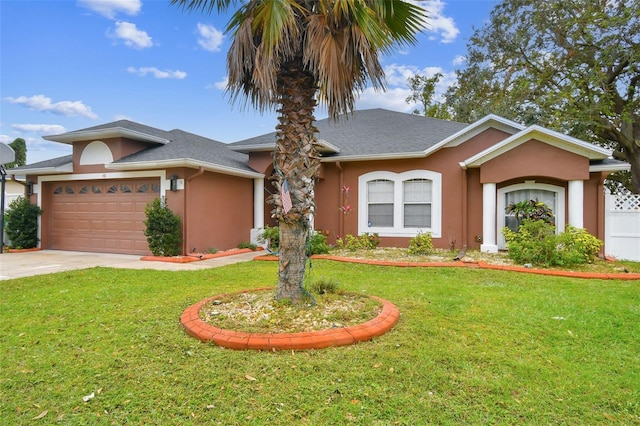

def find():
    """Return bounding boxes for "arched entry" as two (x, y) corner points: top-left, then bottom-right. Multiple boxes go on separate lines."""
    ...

(497, 182), (565, 249)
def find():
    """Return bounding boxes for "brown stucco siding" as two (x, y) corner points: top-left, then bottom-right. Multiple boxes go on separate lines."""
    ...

(584, 172), (606, 244)
(480, 140), (589, 183)
(248, 151), (274, 174)
(182, 171), (254, 253)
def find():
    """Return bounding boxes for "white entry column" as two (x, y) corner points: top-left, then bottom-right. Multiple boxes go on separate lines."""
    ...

(481, 182), (498, 253)
(568, 180), (584, 228)
(250, 177), (265, 245)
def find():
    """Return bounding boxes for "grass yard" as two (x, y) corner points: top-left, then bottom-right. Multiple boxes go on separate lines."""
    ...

(1, 260), (639, 424)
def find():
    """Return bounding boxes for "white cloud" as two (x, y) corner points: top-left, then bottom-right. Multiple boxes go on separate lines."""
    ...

(78, 0), (142, 19)
(356, 87), (416, 113)
(453, 55), (466, 66)
(357, 62), (459, 112)
(4, 95), (98, 119)
(384, 64), (420, 86)
(127, 66), (187, 79)
(197, 23), (224, 52)
(0, 134), (12, 144)
(12, 124), (67, 134)
(213, 76), (228, 90)
(112, 21), (153, 49)
(416, 0), (460, 43)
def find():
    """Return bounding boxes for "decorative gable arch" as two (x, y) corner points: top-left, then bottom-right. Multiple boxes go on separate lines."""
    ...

(80, 141), (113, 165)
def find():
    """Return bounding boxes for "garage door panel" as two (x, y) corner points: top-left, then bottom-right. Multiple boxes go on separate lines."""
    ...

(47, 179), (159, 255)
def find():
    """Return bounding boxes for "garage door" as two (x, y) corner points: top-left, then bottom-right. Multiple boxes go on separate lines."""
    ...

(47, 179), (160, 255)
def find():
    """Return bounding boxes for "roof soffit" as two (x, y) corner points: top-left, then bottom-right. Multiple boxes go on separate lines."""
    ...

(43, 127), (171, 145)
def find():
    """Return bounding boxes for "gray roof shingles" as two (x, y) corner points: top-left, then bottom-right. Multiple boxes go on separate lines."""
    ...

(18, 109), (469, 172)
(229, 108), (469, 157)
(114, 129), (253, 172)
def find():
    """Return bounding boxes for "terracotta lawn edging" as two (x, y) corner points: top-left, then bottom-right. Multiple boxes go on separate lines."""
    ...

(141, 247), (262, 263)
(2, 247), (42, 253)
(180, 287), (400, 351)
(253, 254), (640, 280)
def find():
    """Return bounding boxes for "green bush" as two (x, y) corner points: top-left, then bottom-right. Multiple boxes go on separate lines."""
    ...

(307, 232), (330, 255)
(309, 278), (340, 295)
(503, 220), (557, 266)
(143, 197), (182, 256)
(335, 233), (380, 251)
(3, 196), (42, 249)
(506, 199), (554, 224)
(258, 225), (279, 250)
(555, 226), (603, 265)
(408, 231), (434, 255)
(503, 220), (603, 267)
(237, 241), (257, 250)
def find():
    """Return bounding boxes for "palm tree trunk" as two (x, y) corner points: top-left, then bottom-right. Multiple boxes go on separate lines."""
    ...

(273, 56), (320, 303)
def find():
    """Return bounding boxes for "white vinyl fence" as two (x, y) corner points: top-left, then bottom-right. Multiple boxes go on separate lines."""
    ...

(605, 191), (640, 261)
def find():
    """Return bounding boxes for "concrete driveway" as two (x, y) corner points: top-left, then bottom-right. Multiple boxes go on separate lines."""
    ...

(0, 249), (261, 280)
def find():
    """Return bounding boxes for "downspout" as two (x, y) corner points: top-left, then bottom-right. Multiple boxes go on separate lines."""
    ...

(459, 163), (468, 250)
(184, 167), (205, 254)
(335, 161), (344, 239)
(9, 174), (29, 191)
(597, 173), (605, 257)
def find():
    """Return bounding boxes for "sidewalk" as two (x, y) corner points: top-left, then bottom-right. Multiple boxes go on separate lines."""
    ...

(0, 250), (261, 280)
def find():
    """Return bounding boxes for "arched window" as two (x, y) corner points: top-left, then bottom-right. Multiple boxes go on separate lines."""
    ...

(358, 170), (442, 237)
(497, 182), (565, 249)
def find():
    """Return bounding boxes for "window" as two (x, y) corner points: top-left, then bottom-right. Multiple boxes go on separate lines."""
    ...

(367, 179), (394, 227)
(404, 179), (432, 228)
(358, 170), (442, 237)
(497, 182), (565, 249)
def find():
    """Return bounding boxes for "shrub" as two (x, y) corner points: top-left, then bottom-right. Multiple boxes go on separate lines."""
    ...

(143, 197), (182, 256)
(3, 196), (42, 249)
(408, 232), (434, 255)
(506, 199), (554, 224)
(307, 231), (330, 255)
(335, 233), (380, 251)
(237, 241), (257, 250)
(309, 278), (340, 295)
(503, 220), (557, 266)
(555, 226), (603, 265)
(503, 220), (603, 267)
(258, 225), (279, 250)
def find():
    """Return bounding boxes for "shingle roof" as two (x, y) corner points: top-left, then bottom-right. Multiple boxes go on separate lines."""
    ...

(229, 108), (469, 158)
(45, 119), (172, 143)
(9, 155), (73, 173)
(113, 129), (254, 173)
(32, 119), (257, 174)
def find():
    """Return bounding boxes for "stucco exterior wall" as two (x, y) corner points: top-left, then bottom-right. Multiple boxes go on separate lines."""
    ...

(182, 170), (254, 253)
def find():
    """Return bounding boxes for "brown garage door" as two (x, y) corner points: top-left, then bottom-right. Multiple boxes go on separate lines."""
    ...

(46, 179), (160, 255)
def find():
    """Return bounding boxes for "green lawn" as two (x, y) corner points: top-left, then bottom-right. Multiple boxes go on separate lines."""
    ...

(1, 260), (638, 424)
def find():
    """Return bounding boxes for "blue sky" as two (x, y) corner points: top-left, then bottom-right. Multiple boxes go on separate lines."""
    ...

(0, 0), (498, 164)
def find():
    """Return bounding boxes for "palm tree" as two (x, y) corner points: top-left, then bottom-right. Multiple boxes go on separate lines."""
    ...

(172, 0), (426, 304)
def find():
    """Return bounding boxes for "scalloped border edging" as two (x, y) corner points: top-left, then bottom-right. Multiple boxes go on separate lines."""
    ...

(180, 288), (400, 350)
(3, 247), (42, 253)
(253, 254), (640, 280)
(141, 247), (262, 263)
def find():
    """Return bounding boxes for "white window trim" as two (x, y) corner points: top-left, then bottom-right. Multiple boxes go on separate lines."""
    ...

(358, 170), (442, 238)
(497, 182), (565, 249)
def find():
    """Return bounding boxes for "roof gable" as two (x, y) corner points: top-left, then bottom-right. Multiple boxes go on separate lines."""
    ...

(461, 125), (612, 168)
(43, 120), (171, 145)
